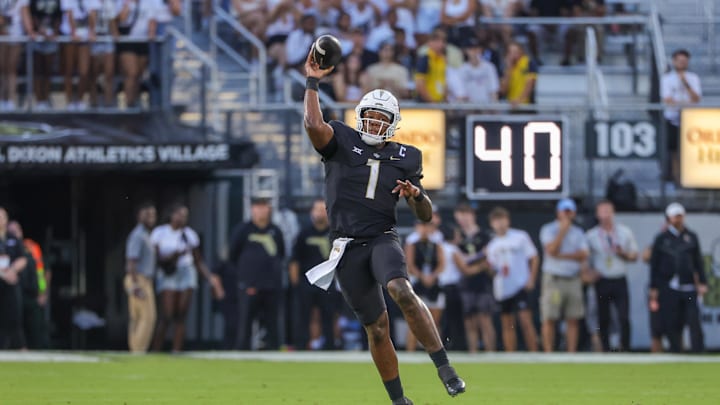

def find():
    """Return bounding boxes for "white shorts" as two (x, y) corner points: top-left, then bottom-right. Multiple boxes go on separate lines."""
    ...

(156, 264), (198, 292)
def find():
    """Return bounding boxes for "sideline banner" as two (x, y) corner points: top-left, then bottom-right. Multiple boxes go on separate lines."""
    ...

(0, 113), (257, 170)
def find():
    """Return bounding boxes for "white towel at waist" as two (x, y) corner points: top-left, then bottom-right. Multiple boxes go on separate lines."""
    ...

(305, 237), (354, 290)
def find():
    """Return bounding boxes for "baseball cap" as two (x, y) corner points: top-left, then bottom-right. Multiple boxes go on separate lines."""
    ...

(556, 198), (577, 212)
(665, 202), (685, 217)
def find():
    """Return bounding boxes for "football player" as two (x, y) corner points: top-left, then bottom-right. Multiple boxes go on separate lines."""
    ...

(303, 50), (466, 404)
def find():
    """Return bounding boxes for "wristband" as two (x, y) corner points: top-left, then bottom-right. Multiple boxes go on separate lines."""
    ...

(306, 77), (319, 91)
(413, 193), (425, 202)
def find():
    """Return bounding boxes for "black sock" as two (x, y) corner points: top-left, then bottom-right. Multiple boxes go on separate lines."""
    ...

(383, 376), (404, 401)
(429, 348), (449, 369)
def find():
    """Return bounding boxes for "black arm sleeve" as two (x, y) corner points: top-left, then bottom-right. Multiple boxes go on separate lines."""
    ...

(275, 225), (286, 259)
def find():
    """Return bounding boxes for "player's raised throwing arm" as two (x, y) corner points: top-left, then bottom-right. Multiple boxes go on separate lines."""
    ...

(303, 50), (335, 151)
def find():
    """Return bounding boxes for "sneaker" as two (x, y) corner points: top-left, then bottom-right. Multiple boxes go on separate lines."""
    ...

(438, 365), (466, 397)
(391, 397), (413, 405)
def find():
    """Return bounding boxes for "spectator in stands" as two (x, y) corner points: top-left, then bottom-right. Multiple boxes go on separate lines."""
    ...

(539, 198), (589, 352)
(562, 0), (606, 66)
(415, 0), (441, 45)
(235, 0), (267, 48)
(661, 49), (701, 185)
(229, 197), (285, 350)
(526, 0), (571, 65)
(480, 0), (523, 47)
(333, 52), (367, 102)
(385, 0), (417, 49)
(61, 0), (99, 110)
(585, 200), (639, 352)
(335, 11), (354, 55)
(348, 26), (378, 69)
(90, 0), (118, 108)
(289, 199), (335, 351)
(314, 0), (340, 32)
(415, 27), (448, 102)
(28, 0), (62, 110)
(151, 204), (224, 352)
(649, 203), (707, 353)
(363, 40), (410, 99)
(405, 220), (445, 352)
(0, 0), (32, 111)
(447, 37), (499, 104)
(500, 41), (537, 108)
(393, 27), (414, 72)
(0, 207), (28, 350)
(440, 0), (476, 46)
(149, 0), (180, 106)
(486, 207), (539, 352)
(286, 13), (317, 69)
(8, 221), (50, 349)
(264, 1), (301, 93)
(124, 202), (157, 353)
(366, 7), (398, 53)
(117, 0), (160, 108)
(345, 0), (380, 33)
(453, 203), (496, 353)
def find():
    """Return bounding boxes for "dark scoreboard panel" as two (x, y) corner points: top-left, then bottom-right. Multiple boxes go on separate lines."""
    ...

(465, 116), (568, 200)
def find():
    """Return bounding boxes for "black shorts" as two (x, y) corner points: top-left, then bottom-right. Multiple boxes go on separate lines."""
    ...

(460, 290), (496, 316)
(334, 232), (409, 325)
(499, 289), (531, 315)
(117, 42), (150, 56)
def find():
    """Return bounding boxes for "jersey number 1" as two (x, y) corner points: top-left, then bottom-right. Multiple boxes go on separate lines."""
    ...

(365, 159), (380, 199)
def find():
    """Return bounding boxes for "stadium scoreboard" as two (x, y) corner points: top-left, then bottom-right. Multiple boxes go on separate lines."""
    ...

(465, 115), (567, 200)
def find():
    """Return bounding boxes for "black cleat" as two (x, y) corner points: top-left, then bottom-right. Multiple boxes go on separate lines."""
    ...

(438, 365), (466, 397)
(391, 397), (413, 405)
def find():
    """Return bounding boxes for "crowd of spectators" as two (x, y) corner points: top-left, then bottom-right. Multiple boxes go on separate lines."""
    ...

(0, 0), (180, 111)
(234, 0), (634, 104)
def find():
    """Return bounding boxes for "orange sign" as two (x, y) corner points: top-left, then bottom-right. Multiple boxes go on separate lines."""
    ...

(680, 108), (720, 188)
(344, 109), (446, 189)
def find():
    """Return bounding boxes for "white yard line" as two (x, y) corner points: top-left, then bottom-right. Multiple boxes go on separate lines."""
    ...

(183, 351), (720, 364)
(0, 352), (103, 363)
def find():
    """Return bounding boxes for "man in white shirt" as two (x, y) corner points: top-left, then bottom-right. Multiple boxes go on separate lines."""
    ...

(447, 37), (499, 104)
(285, 14), (318, 68)
(585, 200), (638, 352)
(486, 207), (539, 352)
(539, 198), (589, 352)
(661, 49), (702, 184)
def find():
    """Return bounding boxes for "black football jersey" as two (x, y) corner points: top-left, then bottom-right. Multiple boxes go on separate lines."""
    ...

(316, 120), (425, 238)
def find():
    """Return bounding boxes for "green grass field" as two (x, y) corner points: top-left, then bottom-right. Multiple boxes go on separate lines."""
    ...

(2, 353), (720, 404)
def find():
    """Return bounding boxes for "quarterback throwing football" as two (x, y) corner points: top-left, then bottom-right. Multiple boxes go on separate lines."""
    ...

(303, 49), (465, 404)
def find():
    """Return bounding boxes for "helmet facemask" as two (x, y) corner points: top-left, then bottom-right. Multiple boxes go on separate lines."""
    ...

(357, 109), (395, 145)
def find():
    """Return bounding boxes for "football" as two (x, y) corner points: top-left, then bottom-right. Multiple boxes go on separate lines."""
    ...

(312, 34), (343, 70)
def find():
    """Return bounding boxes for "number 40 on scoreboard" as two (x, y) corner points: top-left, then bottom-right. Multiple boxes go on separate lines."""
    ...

(465, 115), (568, 200)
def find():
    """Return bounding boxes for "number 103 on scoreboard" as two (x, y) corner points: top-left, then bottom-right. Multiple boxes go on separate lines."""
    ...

(465, 116), (568, 200)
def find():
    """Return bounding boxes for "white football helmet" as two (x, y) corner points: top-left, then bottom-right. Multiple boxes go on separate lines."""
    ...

(355, 89), (401, 145)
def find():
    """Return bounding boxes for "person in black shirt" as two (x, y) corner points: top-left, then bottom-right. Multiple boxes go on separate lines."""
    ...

(289, 198), (336, 350)
(649, 203), (707, 353)
(0, 207), (28, 349)
(453, 203), (496, 353)
(229, 197), (285, 350)
(304, 51), (465, 404)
